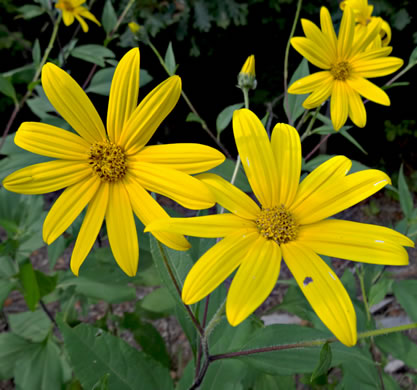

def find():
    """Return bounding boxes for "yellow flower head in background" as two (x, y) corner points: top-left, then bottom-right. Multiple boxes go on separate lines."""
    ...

(2, 48), (225, 276)
(340, 0), (392, 47)
(147, 108), (413, 346)
(128, 22), (141, 34)
(238, 55), (256, 90)
(288, 6), (403, 131)
(55, 0), (101, 33)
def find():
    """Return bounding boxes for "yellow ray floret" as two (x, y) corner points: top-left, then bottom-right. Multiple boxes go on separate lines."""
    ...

(55, 0), (101, 33)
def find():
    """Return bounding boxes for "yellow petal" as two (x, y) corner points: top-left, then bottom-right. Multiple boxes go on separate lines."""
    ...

(62, 10), (75, 26)
(78, 8), (101, 26)
(42, 63), (106, 144)
(74, 14), (89, 32)
(298, 219), (413, 266)
(128, 161), (215, 210)
(227, 237), (281, 326)
(134, 143), (225, 174)
(120, 76), (181, 155)
(71, 182), (109, 275)
(292, 169), (390, 225)
(43, 176), (100, 244)
(106, 183), (138, 276)
(3, 160), (91, 194)
(182, 230), (259, 304)
(337, 5), (354, 60)
(302, 80), (333, 109)
(330, 81), (349, 131)
(146, 213), (256, 238)
(350, 17), (381, 56)
(347, 75), (390, 105)
(301, 19), (335, 64)
(281, 242), (357, 346)
(320, 7), (337, 53)
(270, 123), (301, 206)
(15, 122), (90, 160)
(347, 87), (366, 128)
(233, 109), (278, 208)
(350, 46), (393, 64)
(196, 173), (260, 220)
(352, 57), (403, 78)
(288, 71), (333, 94)
(123, 174), (190, 251)
(290, 155), (352, 211)
(291, 37), (330, 69)
(107, 48), (139, 144)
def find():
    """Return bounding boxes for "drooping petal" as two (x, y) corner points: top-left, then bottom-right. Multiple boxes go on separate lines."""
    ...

(302, 80), (333, 109)
(281, 242), (357, 347)
(290, 155), (352, 211)
(62, 10), (75, 26)
(352, 57), (403, 78)
(123, 173), (190, 251)
(74, 14), (89, 32)
(347, 87), (366, 128)
(146, 213), (257, 238)
(15, 122), (90, 159)
(292, 169), (390, 225)
(107, 48), (139, 144)
(320, 7), (337, 55)
(291, 37), (331, 69)
(43, 176), (100, 244)
(337, 5), (354, 60)
(288, 71), (333, 94)
(2, 160), (91, 195)
(330, 81), (349, 131)
(134, 143), (225, 174)
(106, 183), (138, 276)
(71, 182), (109, 275)
(77, 8), (101, 25)
(298, 219), (413, 265)
(128, 161), (214, 210)
(301, 19), (334, 65)
(233, 109), (278, 208)
(41, 63), (106, 144)
(120, 76), (181, 155)
(347, 75), (390, 105)
(350, 17), (381, 56)
(196, 173), (260, 220)
(227, 237), (281, 326)
(182, 230), (259, 304)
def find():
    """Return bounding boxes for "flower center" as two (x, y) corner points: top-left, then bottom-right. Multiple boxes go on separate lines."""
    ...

(255, 205), (298, 244)
(59, 0), (75, 11)
(330, 61), (352, 81)
(88, 141), (127, 182)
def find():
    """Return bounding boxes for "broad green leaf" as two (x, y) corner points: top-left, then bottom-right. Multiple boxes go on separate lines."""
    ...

(14, 338), (64, 390)
(164, 42), (177, 75)
(71, 45), (115, 67)
(393, 280), (417, 322)
(139, 69), (153, 88)
(368, 275), (392, 308)
(0, 257), (17, 306)
(35, 270), (58, 298)
(140, 287), (176, 315)
(311, 343), (332, 382)
(8, 309), (52, 342)
(102, 0), (117, 34)
(398, 164), (413, 218)
(19, 262), (40, 310)
(376, 332), (417, 369)
(17, 4), (45, 19)
(86, 67), (116, 95)
(216, 103), (244, 136)
(47, 235), (66, 270)
(285, 58), (309, 124)
(0, 280), (14, 307)
(0, 74), (17, 102)
(408, 46), (417, 66)
(92, 373), (110, 390)
(252, 373), (296, 390)
(59, 322), (174, 390)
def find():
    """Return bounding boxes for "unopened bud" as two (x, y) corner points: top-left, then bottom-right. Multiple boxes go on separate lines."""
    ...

(238, 55), (256, 90)
(128, 22), (140, 34)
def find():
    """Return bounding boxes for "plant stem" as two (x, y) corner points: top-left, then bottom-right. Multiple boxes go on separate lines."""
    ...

(299, 105), (320, 143)
(283, 0), (303, 126)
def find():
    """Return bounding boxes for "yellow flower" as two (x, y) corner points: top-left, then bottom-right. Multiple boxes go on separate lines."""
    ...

(128, 22), (141, 34)
(2, 48), (225, 276)
(288, 6), (403, 131)
(55, 0), (101, 33)
(340, 0), (392, 47)
(146, 108), (413, 346)
(238, 55), (256, 90)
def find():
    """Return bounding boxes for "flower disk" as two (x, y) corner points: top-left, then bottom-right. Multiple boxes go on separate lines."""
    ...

(330, 61), (352, 81)
(256, 205), (298, 244)
(89, 141), (126, 182)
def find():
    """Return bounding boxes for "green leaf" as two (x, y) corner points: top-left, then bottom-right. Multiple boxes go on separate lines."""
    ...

(19, 262), (40, 310)
(216, 103), (244, 136)
(140, 287), (176, 315)
(252, 374), (295, 390)
(393, 280), (417, 322)
(8, 309), (52, 342)
(17, 4), (45, 19)
(102, 0), (118, 34)
(35, 270), (58, 298)
(398, 164), (413, 218)
(47, 235), (66, 270)
(92, 373), (110, 390)
(310, 342), (332, 382)
(285, 58), (309, 124)
(164, 42), (177, 75)
(392, 9), (410, 31)
(86, 67), (116, 95)
(71, 45), (115, 67)
(0, 74), (17, 102)
(0, 280), (14, 307)
(408, 46), (417, 66)
(59, 322), (174, 390)
(368, 275), (392, 308)
(376, 332), (417, 370)
(32, 39), (41, 66)
(186, 112), (205, 125)
(139, 69), (153, 88)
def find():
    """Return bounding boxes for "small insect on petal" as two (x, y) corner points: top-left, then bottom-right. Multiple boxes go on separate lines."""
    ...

(303, 276), (313, 286)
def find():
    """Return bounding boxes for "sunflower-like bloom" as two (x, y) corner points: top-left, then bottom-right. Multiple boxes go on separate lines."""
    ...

(340, 0), (391, 47)
(55, 0), (101, 33)
(288, 6), (403, 131)
(2, 48), (225, 276)
(146, 108), (413, 346)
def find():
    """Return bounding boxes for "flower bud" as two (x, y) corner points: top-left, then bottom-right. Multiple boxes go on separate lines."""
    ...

(238, 55), (256, 90)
